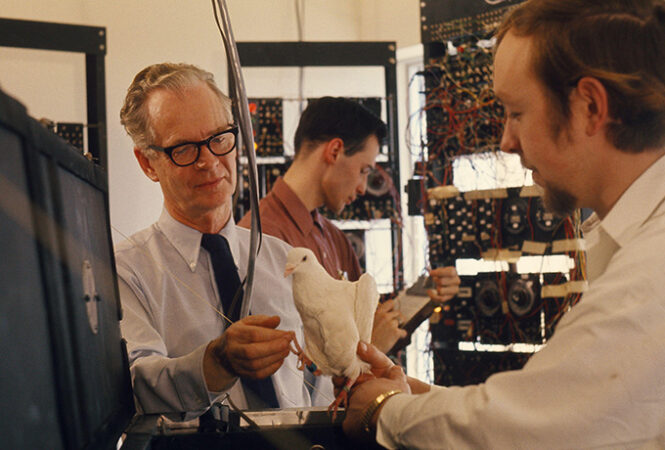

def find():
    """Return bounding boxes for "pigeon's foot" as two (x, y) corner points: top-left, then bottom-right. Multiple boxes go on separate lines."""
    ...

(290, 335), (321, 375)
(286, 330), (300, 355)
(299, 354), (322, 376)
(328, 376), (355, 421)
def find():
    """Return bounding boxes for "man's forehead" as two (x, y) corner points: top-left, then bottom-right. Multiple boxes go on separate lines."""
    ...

(493, 31), (534, 99)
(147, 84), (231, 142)
(146, 83), (223, 113)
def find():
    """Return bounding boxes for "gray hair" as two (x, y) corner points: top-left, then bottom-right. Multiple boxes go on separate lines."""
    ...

(120, 62), (232, 151)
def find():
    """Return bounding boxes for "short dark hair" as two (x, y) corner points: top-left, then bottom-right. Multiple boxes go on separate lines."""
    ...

(497, 0), (665, 152)
(293, 96), (387, 157)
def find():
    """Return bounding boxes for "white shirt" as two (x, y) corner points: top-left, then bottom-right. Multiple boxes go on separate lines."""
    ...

(115, 209), (311, 416)
(377, 154), (665, 449)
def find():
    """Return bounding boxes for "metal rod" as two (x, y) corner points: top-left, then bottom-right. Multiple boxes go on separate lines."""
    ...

(215, 0), (261, 319)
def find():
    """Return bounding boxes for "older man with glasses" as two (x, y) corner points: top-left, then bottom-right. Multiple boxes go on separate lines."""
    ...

(116, 62), (311, 417)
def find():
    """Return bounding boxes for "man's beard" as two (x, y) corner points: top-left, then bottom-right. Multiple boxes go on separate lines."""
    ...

(542, 183), (577, 217)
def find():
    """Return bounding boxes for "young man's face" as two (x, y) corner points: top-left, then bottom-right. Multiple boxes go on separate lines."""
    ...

(137, 82), (237, 227)
(494, 31), (584, 216)
(321, 135), (380, 215)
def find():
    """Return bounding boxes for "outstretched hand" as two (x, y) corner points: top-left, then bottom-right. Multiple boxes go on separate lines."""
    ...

(336, 342), (411, 441)
(203, 315), (294, 391)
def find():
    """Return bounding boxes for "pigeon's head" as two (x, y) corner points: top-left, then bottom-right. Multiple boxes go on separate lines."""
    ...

(284, 247), (317, 277)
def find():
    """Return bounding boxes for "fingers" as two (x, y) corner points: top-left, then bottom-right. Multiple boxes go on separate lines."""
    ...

(429, 266), (458, 279)
(428, 266), (461, 304)
(427, 286), (458, 303)
(228, 315), (291, 343)
(357, 341), (389, 365)
(370, 320), (405, 354)
(372, 301), (408, 352)
(209, 315), (296, 379)
(239, 314), (281, 329)
(385, 364), (407, 382)
(357, 341), (395, 378)
(234, 346), (290, 379)
(376, 299), (396, 313)
(429, 266), (461, 289)
(376, 309), (403, 325)
(229, 333), (292, 361)
(333, 372), (376, 398)
(355, 372), (376, 384)
(374, 301), (400, 323)
(384, 309), (403, 322)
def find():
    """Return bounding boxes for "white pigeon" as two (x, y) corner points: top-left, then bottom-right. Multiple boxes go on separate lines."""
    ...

(284, 246), (379, 410)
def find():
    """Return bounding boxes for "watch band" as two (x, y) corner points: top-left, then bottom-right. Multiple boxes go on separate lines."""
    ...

(360, 389), (402, 433)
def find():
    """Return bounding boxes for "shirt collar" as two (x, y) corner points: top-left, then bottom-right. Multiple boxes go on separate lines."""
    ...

(584, 153), (665, 247)
(310, 209), (327, 229)
(272, 177), (316, 235)
(156, 208), (236, 272)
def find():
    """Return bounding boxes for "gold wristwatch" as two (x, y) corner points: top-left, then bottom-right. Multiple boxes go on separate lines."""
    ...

(360, 390), (402, 433)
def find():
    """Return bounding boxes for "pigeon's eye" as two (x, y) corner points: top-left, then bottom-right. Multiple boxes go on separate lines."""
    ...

(302, 255), (307, 262)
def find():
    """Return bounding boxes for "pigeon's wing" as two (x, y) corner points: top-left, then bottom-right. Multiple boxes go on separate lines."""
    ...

(294, 276), (359, 375)
(353, 273), (380, 344)
(294, 277), (355, 318)
(307, 306), (359, 376)
(300, 313), (330, 371)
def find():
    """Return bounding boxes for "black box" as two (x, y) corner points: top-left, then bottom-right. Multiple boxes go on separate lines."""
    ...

(0, 89), (133, 448)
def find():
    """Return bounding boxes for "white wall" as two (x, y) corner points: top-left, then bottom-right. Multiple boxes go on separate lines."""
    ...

(359, 0), (421, 46)
(0, 0), (420, 240)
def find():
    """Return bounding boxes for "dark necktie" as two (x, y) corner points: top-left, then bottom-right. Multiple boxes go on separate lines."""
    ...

(200, 233), (279, 409)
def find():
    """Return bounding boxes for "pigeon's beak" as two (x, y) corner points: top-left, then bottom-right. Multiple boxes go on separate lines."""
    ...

(284, 263), (296, 277)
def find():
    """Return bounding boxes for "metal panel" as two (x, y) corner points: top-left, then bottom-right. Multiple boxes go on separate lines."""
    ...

(420, 0), (524, 43)
(237, 41), (395, 67)
(420, 0), (524, 28)
(86, 53), (108, 168)
(0, 17), (105, 54)
(0, 17), (108, 168)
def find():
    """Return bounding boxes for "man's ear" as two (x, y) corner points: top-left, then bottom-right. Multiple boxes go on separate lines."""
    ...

(322, 137), (344, 165)
(134, 148), (160, 182)
(575, 76), (609, 136)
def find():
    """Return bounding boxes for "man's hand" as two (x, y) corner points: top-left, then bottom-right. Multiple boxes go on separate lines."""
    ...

(427, 266), (461, 304)
(340, 342), (411, 441)
(334, 342), (431, 395)
(203, 315), (293, 391)
(333, 341), (397, 398)
(371, 299), (407, 353)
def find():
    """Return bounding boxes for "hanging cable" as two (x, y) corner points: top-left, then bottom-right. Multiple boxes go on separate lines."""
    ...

(212, 0), (262, 319)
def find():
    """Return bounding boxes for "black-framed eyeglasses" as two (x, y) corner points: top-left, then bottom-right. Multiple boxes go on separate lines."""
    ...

(148, 126), (239, 167)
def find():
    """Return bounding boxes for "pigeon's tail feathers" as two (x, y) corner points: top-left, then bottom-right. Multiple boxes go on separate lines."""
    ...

(354, 273), (380, 343)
